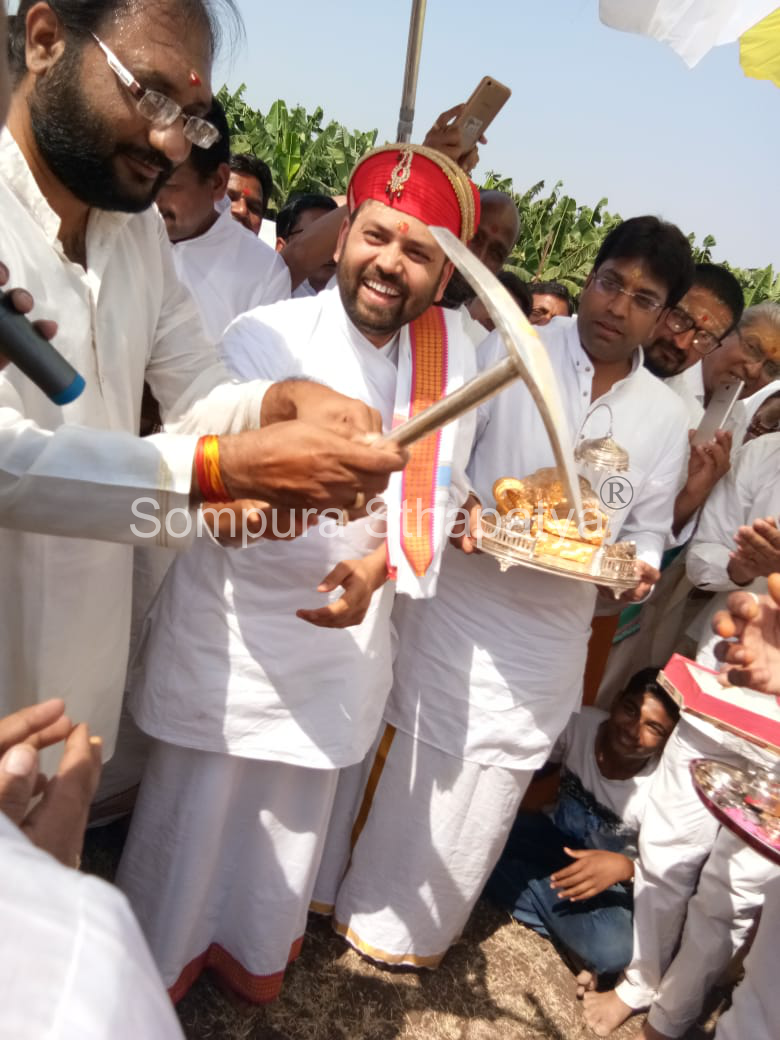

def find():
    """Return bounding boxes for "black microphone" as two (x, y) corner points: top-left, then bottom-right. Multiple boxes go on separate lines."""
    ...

(0, 289), (85, 405)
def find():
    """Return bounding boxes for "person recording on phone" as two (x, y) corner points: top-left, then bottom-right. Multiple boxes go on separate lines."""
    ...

(0, 0), (405, 769)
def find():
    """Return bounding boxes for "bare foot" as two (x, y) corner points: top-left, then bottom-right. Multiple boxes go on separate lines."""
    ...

(582, 990), (635, 1036)
(576, 969), (598, 999)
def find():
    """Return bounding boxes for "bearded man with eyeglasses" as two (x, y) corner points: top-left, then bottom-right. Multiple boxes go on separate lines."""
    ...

(642, 264), (744, 424)
(0, 1), (405, 770)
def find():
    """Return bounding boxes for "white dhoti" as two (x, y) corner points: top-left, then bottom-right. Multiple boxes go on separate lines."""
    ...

(616, 715), (778, 1027)
(117, 740), (338, 1003)
(648, 829), (778, 1036)
(714, 873), (780, 1040)
(328, 725), (532, 967)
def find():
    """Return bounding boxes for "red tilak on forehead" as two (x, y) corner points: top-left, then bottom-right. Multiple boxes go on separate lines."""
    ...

(242, 189), (251, 198)
(189, 71), (202, 87)
(397, 221), (410, 234)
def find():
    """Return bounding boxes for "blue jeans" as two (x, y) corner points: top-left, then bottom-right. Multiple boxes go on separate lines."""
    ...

(484, 811), (634, 976)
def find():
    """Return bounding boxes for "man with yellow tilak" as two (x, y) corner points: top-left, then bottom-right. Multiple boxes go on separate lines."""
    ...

(117, 144), (480, 1005)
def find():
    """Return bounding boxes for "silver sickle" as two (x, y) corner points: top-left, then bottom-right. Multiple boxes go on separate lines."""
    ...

(380, 226), (584, 524)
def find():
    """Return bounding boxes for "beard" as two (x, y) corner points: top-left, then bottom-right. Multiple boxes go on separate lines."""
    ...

(642, 335), (688, 379)
(440, 267), (475, 309)
(28, 47), (173, 213)
(338, 257), (443, 341)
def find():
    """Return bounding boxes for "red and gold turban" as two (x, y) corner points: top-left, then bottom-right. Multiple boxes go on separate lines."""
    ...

(347, 143), (480, 244)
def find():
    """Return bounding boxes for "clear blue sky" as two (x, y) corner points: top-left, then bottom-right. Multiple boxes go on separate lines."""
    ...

(214, 0), (779, 271)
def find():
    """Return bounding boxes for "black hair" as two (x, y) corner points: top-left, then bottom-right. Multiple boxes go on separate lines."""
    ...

(9, 0), (243, 82)
(691, 263), (745, 329)
(276, 193), (338, 240)
(616, 667), (680, 724)
(530, 280), (575, 316)
(593, 216), (694, 308)
(498, 270), (532, 318)
(229, 153), (274, 216)
(188, 97), (230, 179)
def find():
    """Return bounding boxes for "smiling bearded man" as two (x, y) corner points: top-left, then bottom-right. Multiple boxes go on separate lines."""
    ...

(118, 143), (482, 1005)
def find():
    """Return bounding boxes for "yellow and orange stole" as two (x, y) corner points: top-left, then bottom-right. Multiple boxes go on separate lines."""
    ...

(386, 305), (466, 596)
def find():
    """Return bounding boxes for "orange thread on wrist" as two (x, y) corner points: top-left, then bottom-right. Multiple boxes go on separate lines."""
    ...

(195, 435), (229, 503)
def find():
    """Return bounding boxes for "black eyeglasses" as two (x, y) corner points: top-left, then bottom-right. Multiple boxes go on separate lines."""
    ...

(665, 306), (727, 356)
(91, 33), (220, 149)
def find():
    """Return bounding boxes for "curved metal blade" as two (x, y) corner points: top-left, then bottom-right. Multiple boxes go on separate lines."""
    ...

(430, 226), (583, 522)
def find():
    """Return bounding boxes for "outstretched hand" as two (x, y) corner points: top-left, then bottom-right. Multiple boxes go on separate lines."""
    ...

(712, 572), (780, 693)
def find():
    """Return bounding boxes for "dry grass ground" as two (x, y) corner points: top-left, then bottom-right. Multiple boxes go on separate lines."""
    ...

(84, 820), (726, 1040)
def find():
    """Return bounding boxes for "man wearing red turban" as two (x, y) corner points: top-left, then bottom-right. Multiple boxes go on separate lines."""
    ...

(118, 144), (482, 1005)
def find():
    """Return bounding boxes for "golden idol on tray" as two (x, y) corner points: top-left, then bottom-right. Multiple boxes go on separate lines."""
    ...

(480, 467), (639, 593)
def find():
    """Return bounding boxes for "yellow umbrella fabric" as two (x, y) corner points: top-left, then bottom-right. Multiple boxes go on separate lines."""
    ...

(740, 7), (780, 86)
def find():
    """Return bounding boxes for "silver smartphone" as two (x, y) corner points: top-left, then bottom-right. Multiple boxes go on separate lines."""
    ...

(692, 380), (744, 445)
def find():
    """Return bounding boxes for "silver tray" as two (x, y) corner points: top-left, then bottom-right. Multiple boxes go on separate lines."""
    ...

(691, 759), (780, 866)
(478, 514), (639, 594)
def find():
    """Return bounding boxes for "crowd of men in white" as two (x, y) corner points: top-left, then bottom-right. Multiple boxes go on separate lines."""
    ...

(0, 2), (778, 1039)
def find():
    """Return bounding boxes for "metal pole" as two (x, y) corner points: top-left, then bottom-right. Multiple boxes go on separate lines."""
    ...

(396, 0), (428, 142)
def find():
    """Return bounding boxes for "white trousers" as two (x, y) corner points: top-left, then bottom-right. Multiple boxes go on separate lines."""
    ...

(116, 740), (338, 1004)
(325, 725), (533, 967)
(616, 717), (778, 1035)
(715, 874), (780, 1040)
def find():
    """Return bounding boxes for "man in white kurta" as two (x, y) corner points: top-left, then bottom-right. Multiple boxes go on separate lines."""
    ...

(585, 433), (780, 1038)
(169, 198), (290, 340)
(320, 217), (693, 970)
(157, 99), (290, 343)
(0, 6), (404, 763)
(117, 143), (482, 1004)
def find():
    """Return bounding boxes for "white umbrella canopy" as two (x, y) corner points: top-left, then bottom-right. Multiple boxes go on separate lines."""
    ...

(599, 0), (779, 67)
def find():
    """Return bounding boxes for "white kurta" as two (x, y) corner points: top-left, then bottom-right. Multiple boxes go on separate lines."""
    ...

(170, 201), (291, 342)
(0, 813), (182, 1039)
(130, 289), (475, 769)
(0, 129), (271, 756)
(386, 316), (691, 770)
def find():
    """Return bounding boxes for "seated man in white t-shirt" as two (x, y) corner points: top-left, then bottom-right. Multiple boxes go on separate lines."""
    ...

(486, 669), (678, 987)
